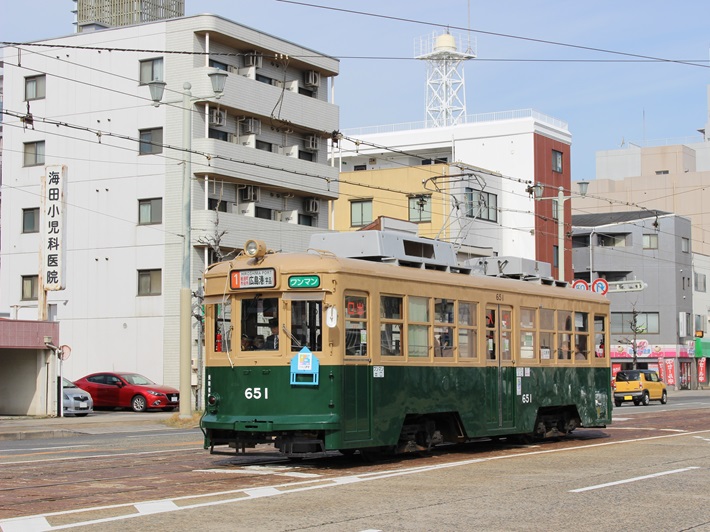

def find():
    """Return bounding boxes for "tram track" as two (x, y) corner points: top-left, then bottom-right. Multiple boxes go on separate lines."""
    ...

(2, 407), (707, 522)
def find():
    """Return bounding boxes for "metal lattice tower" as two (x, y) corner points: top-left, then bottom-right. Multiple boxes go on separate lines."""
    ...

(73, 0), (185, 32)
(415, 31), (476, 128)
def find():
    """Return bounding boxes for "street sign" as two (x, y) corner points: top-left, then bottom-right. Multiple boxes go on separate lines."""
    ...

(591, 278), (609, 295)
(572, 279), (589, 291)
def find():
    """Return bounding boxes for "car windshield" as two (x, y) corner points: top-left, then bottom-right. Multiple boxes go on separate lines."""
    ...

(616, 371), (640, 382)
(63, 378), (77, 388)
(121, 373), (155, 385)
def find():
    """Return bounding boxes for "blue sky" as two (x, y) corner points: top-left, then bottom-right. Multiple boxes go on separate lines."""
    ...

(3, 0), (709, 181)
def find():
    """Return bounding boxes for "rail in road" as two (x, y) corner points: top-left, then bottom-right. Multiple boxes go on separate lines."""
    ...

(1, 399), (710, 531)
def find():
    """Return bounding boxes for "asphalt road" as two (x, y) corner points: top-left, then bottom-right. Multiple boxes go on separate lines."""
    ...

(1, 392), (710, 531)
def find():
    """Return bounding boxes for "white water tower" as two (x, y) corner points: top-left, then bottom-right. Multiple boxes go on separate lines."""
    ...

(415, 31), (476, 128)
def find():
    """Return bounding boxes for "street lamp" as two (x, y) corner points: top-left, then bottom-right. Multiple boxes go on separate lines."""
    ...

(148, 69), (228, 418)
(532, 181), (589, 282)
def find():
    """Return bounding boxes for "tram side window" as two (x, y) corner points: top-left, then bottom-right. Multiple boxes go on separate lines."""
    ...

(458, 301), (477, 359)
(345, 293), (368, 356)
(408, 296), (430, 358)
(539, 308), (555, 362)
(500, 308), (512, 360)
(594, 314), (607, 358)
(213, 300), (232, 353)
(574, 312), (589, 361)
(291, 300), (322, 351)
(520, 307), (536, 360)
(241, 296), (279, 351)
(434, 298), (455, 357)
(558, 310), (573, 360)
(485, 308), (497, 360)
(380, 295), (403, 356)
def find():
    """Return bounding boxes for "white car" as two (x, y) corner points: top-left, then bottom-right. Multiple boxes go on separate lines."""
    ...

(62, 378), (93, 416)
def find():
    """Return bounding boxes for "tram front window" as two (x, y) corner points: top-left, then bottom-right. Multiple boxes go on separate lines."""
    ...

(240, 296), (279, 352)
(291, 300), (322, 351)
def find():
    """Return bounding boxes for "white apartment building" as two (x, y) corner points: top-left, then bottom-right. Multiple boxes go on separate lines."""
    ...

(0, 14), (339, 398)
(337, 111), (575, 280)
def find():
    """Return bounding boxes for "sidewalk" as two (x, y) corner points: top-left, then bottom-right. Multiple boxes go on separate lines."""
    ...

(0, 411), (199, 441)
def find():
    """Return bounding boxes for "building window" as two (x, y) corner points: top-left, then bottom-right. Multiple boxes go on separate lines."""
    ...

(351, 200), (373, 227)
(22, 208), (40, 233)
(208, 128), (229, 141)
(138, 269), (161, 296)
(611, 312), (660, 334)
(353, 164), (367, 171)
(139, 58), (164, 84)
(409, 195), (432, 222)
(255, 140), (272, 152)
(22, 275), (39, 300)
(208, 198), (227, 212)
(466, 188), (498, 222)
(553, 245), (559, 268)
(139, 128), (163, 155)
(682, 237), (690, 253)
(25, 75), (46, 101)
(655, 170), (669, 175)
(599, 234), (626, 247)
(255, 207), (272, 220)
(552, 150), (563, 173)
(695, 273), (707, 293)
(24, 141), (45, 166)
(209, 59), (228, 71)
(138, 198), (162, 225)
(298, 214), (314, 226)
(298, 86), (315, 97)
(643, 234), (658, 249)
(298, 150), (314, 162)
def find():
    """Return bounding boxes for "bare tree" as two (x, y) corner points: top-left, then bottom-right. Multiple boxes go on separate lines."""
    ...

(617, 305), (646, 369)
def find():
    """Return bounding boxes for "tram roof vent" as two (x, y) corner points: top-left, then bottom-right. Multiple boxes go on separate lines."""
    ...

(309, 231), (461, 271)
(466, 256), (558, 283)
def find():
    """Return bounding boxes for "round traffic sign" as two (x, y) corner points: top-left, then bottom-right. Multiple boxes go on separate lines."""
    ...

(591, 278), (609, 295)
(571, 279), (589, 291)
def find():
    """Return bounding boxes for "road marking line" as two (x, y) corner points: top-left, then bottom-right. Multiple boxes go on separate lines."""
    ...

(0, 445), (90, 453)
(570, 467), (700, 493)
(135, 501), (178, 514)
(0, 516), (50, 532)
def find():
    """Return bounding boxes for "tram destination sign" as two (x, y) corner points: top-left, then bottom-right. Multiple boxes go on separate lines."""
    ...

(230, 268), (276, 290)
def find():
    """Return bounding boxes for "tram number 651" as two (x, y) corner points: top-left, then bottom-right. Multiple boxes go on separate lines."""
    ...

(244, 388), (269, 400)
(521, 393), (532, 404)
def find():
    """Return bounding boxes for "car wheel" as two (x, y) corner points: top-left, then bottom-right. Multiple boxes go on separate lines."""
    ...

(660, 390), (668, 404)
(614, 399), (622, 407)
(641, 392), (650, 406)
(132, 395), (147, 412)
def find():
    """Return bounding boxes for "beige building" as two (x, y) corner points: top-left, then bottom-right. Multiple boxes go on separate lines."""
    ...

(575, 144), (710, 255)
(333, 163), (503, 258)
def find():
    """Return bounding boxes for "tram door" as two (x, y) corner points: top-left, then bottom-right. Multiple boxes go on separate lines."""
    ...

(342, 293), (372, 443)
(484, 304), (516, 430)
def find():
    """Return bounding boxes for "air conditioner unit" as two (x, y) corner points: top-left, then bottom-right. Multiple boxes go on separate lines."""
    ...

(209, 109), (226, 127)
(227, 65), (238, 74)
(244, 51), (263, 68)
(305, 135), (319, 151)
(227, 133), (239, 144)
(240, 185), (260, 203)
(271, 144), (283, 155)
(271, 79), (283, 89)
(242, 118), (261, 135)
(304, 70), (320, 88)
(304, 197), (320, 214)
(272, 210), (284, 222)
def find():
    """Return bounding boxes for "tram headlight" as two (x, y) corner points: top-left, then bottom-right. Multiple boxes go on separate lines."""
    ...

(245, 239), (267, 259)
(207, 393), (220, 413)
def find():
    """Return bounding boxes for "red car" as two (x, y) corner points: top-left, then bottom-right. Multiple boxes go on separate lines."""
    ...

(73, 372), (179, 412)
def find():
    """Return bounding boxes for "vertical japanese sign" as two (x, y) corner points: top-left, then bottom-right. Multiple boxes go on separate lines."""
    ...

(41, 165), (67, 291)
(699, 358), (707, 384)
